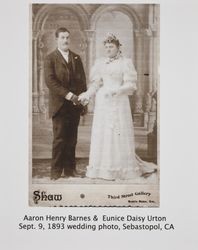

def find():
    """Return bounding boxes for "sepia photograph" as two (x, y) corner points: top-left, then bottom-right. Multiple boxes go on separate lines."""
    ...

(30, 3), (160, 207)
(2, 0), (198, 249)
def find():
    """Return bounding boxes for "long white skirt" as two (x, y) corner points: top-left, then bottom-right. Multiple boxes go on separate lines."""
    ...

(86, 88), (157, 180)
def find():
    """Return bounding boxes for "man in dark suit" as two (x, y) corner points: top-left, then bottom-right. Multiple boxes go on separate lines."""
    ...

(44, 27), (87, 180)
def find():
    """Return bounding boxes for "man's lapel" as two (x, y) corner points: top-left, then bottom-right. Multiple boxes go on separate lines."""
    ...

(55, 49), (77, 74)
(69, 50), (76, 73)
(55, 49), (69, 70)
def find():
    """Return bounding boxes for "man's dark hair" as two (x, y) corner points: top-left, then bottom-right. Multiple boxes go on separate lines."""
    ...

(55, 27), (70, 38)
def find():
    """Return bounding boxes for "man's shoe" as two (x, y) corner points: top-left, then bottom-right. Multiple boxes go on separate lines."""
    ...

(51, 177), (59, 181)
(70, 170), (82, 177)
(50, 175), (61, 180)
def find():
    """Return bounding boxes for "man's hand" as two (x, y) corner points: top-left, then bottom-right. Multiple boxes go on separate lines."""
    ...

(70, 94), (81, 106)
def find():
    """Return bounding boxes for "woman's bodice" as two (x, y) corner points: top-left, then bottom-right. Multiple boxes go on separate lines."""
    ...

(86, 56), (137, 97)
(100, 58), (126, 88)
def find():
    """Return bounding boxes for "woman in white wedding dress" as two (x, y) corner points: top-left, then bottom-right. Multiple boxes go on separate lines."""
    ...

(79, 34), (157, 180)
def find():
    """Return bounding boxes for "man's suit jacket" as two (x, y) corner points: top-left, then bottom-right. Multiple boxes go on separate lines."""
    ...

(44, 49), (87, 118)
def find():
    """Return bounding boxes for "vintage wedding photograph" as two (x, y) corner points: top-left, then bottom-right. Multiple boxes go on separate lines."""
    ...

(29, 3), (160, 207)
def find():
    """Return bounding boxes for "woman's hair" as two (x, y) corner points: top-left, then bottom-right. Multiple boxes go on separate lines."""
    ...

(103, 33), (122, 48)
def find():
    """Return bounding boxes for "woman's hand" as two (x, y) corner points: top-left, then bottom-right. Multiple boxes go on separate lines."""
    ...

(104, 89), (118, 98)
(78, 92), (89, 106)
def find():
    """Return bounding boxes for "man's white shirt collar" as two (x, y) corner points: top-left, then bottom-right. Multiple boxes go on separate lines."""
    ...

(58, 48), (69, 62)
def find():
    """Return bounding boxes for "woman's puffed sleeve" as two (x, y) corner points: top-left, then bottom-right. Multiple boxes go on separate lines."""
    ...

(117, 58), (137, 95)
(85, 59), (103, 98)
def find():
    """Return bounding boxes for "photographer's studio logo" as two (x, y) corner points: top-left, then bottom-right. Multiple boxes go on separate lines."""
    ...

(33, 190), (62, 204)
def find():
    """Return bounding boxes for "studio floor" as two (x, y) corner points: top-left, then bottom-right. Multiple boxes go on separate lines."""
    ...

(32, 158), (159, 185)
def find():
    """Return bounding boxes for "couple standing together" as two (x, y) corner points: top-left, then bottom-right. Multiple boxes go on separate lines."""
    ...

(44, 27), (157, 181)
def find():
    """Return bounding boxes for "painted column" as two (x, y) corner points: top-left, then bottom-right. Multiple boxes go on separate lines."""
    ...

(84, 30), (96, 113)
(32, 32), (40, 113)
(134, 29), (144, 114)
(144, 28), (154, 114)
(37, 35), (46, 114)
(146, 4), (159, 132)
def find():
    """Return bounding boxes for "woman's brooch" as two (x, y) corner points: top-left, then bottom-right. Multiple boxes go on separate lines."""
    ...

(106, 54), (121, 64)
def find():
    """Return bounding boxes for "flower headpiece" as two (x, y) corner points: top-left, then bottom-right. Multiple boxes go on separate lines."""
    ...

(103, 33), (122, 48)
